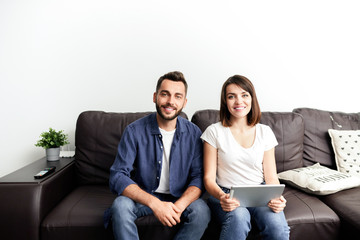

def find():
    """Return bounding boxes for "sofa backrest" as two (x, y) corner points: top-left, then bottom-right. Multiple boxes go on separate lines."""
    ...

(75, 111), (188, 186)
(191, 109), (304, 173)
(293, 108), (360, 169)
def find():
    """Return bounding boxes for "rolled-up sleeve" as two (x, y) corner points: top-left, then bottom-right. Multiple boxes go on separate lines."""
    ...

(169, 122), (205, 197)
(109, 126), (137, 195)
(188, 129), (204, 190)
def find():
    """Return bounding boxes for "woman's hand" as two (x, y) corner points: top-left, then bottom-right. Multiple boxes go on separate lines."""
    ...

(220, 193), (240, 212)
(268, 195), (287, 213)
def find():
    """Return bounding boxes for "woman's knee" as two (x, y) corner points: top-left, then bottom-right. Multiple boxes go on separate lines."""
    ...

(220, 208), (251, 240)
(255, 210), (289, 240)
(264, 223), (289, 240)
(185, 199), (211, 224)
(226, 207), (251, 228)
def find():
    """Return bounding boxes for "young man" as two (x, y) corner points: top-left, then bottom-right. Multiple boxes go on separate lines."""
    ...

(106, 71), (210, 240)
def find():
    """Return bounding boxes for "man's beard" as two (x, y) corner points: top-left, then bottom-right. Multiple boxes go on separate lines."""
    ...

(155, 103), (183, 121)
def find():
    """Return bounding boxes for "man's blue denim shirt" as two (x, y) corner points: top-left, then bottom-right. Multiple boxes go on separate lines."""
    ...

(109, 113), (204, 198)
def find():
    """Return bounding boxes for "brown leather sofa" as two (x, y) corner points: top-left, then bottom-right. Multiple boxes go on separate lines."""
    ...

(0, 108), (359, 240)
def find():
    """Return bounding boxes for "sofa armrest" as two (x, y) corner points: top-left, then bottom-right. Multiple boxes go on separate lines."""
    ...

(0, 157), (76, 240)
(40, 159), (76, 221)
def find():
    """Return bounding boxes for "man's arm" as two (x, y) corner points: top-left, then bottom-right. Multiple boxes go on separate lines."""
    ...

(174, 185), (202, 214)
(171, 126), (203, 214)
(109, 126), (138, 195)
(122, 184), (182, 227)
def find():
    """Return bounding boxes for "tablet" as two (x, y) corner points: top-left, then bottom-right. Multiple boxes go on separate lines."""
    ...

(229, 184), (285, 207)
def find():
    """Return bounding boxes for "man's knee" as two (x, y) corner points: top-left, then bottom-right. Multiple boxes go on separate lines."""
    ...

(112, 196), (136, 219)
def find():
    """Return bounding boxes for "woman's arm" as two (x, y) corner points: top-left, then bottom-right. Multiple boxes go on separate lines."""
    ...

(203, 142), (239, 211)
(203, 142), (223, 199)
(263, 148), (280, 185)
(263, 147), (286, 213)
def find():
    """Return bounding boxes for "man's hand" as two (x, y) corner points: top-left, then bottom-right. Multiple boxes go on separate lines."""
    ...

(122, 185), (202, 227)
(151, 200), (182, 227)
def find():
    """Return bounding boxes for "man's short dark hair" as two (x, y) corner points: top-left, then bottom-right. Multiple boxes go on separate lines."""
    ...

(156, 71), (188, 95)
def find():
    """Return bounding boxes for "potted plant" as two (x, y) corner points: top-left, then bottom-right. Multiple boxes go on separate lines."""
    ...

(35, 128), (70, 161)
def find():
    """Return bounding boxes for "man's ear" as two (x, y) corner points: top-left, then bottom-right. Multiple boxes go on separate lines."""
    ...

(153, 92), (157, 103)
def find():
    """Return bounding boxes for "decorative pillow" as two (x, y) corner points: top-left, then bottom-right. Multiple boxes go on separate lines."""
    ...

(328, 129), (360, 177)
(278, 163), (360, 195)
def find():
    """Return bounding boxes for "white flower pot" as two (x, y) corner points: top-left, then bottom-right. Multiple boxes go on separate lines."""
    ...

(46, 147), (60, 161)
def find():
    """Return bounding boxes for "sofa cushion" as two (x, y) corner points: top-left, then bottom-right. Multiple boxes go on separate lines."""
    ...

(75, 111), (187, 185)
(293, 108), (360, 169)
(191, 110), (304, 172)
(283, 186), (340, 240)
(321, 187), (360, 237)
(260, 112), (304, 172)
(41, 185), (116, 240)
(191, 109), (220, 132)
(41, 185), (181, 240)
(278, 163), (360, 195)
(328, 129), (360, 176)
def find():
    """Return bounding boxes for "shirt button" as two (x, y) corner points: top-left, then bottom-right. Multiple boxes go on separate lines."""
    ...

(158, 161), (161, 164)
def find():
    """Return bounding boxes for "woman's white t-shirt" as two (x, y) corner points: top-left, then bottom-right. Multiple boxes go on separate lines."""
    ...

(201, 122), (278, 188)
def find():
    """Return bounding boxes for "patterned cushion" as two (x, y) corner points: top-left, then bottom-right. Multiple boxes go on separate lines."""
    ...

(328, 129), (360, 176)
(278, 163), (360, 195)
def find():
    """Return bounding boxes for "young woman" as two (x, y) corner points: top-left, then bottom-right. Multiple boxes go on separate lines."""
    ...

(201, 75), (289, 240)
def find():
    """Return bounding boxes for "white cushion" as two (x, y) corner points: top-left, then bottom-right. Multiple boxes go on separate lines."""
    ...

(328, 129), (360, 177)
(277, 163), (360, 195)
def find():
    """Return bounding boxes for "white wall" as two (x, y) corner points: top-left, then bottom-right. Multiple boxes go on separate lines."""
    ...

(1, 0), (359, 177)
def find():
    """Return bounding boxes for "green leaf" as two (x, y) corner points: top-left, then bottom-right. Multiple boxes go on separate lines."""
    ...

(35, 127), (69, 149)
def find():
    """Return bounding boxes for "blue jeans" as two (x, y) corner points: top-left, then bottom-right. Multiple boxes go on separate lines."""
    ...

(110, 193), (211, 240)
(208, 188), (290, 240)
